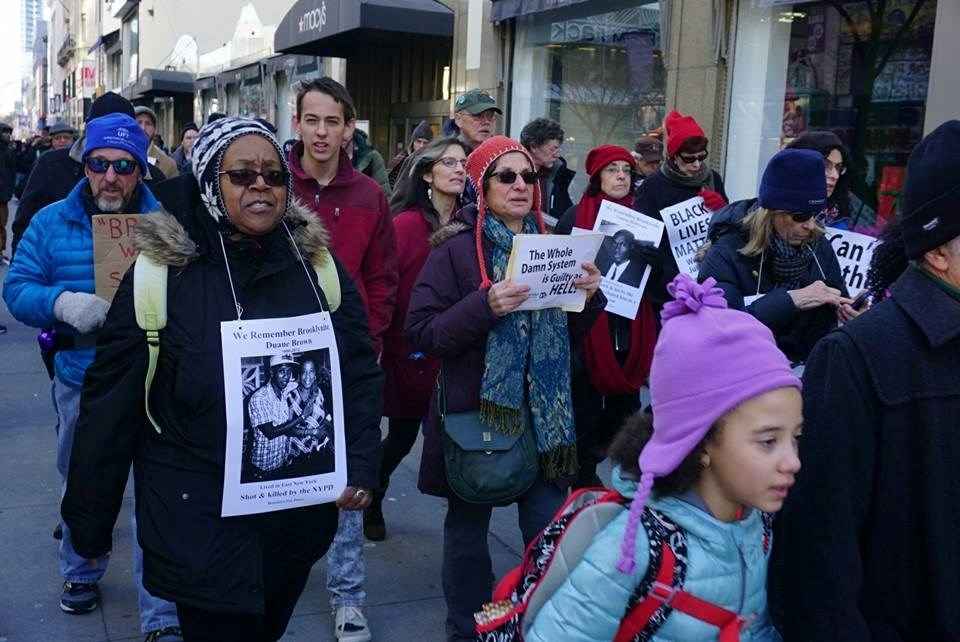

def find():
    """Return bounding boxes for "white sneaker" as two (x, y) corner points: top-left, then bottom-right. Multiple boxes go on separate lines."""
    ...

(334, 606), (372, 642)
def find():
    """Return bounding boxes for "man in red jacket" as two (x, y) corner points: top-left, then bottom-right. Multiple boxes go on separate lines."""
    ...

(290, 77), (397, 642)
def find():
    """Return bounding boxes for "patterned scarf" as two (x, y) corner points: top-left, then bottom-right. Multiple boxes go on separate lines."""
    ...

(660, 157), (715, 190)
(479, 213), (578, 479)
(770, 233), (814, 290)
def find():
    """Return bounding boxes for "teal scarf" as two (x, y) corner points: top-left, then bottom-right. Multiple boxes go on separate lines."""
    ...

(479, 213), (578, 479)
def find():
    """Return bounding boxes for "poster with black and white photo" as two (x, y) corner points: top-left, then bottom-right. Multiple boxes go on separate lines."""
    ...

(220, 312), (345, 517)
(580, 200), (665, 320)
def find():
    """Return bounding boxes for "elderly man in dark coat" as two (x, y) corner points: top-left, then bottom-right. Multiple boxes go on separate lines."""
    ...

(778, 120), (960, 640)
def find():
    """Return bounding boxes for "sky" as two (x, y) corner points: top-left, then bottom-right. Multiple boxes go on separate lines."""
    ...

(0, 1), (24, 116)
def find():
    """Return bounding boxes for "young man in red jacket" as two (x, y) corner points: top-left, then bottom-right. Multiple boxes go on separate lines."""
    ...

(290, 77), (397, 642)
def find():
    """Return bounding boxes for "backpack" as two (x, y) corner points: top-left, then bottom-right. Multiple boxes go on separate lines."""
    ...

(132, 247), (342, 434)
(474, 488), (774, 642)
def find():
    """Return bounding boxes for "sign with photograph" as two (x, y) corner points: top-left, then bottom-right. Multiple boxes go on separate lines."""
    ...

(659, 196), (711, 279)
(92, 214), (140, 303)
(220, 312), (346, 517)
(578, 200), (664, 320)
(826, 227), (877, 294)
(505, 232), (604, 312)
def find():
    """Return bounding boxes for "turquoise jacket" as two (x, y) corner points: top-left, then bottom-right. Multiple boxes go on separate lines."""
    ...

(526, 468), (781, 642)
(3, 179), (160, 389)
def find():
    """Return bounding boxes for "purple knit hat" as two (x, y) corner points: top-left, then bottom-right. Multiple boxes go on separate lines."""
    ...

(616, 274), (801, 573)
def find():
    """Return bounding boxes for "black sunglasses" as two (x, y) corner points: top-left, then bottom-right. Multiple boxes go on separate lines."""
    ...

(790, 211), (820, 223)
(85, 157), (139, 175)
(491, 169), (538, 185)
(678, 151), (708, 164)
(219, 169), (288, 188)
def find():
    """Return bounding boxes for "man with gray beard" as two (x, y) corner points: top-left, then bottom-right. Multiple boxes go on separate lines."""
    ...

(2, 113), (183, 641)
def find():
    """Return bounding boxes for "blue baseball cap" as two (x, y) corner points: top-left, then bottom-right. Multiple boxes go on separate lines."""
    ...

(82, 113), (150, 175)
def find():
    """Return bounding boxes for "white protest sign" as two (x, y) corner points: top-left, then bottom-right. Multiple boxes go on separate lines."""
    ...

(220, 312), (346, 517)
(506, 232), (604, 312)
(581, 200), (665, 320)
(825, 227), (877, 294)
(659, 196), (711, 278)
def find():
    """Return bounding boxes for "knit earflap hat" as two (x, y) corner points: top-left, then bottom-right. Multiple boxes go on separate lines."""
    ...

(192, 117), (292, 233)
(616, 274), (800, 573)
(465, 135), (543, 287)
(585, 144), (635, 180)
(664, 109), (707, 157)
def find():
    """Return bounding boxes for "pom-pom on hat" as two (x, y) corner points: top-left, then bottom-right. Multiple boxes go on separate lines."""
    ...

(758, 148), (827, 214)
(585, 144), (635, 180)
(82, 113), (150, 175)
(464, 135), (543, 288)
(664, 110), (707, 157)
(616, 274), (801, 574)
(901, 120), (960, 259)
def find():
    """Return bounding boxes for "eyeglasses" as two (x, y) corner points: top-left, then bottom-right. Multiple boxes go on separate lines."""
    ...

(603, 164), (633, 175)
(219, 169), (288, 188)
(824, 160), (847, 176)
(465, 111), (497, 123)
(85, 157), (139, 175)
(491, 169), (538, 185)
(434, 157), (467, 169)
(678, 152), (708, 164)
(790, 211), (820, 223)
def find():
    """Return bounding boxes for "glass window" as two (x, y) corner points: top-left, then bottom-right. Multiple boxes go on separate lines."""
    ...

(725, 1), (938, 231)
(510, 1), (665, 201)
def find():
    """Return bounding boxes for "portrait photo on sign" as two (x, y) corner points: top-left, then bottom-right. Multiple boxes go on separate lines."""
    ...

(240, 349), (335, 484)
(595, 223), (647, 289)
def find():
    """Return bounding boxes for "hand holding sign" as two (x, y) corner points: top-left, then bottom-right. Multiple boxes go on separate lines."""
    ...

(571, 261), (601, 301)
(487, 280), (531, 317)
(504, 233), (605, 312)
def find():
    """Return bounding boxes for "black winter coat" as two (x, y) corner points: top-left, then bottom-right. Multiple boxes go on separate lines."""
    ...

(545, 157), (575, 223)
(778, 266), (960, 640)
(698, 199), (847, 363)
(61, 186), (383, 614)
(11, 140), (167, 257)
(633, 167), (727, 313)
(0, 140), (17, 203)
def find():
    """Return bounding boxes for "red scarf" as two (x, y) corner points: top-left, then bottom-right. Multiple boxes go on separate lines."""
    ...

(574, 192), (657, 396)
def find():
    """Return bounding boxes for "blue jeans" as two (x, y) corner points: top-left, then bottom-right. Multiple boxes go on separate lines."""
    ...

(54, 377), (179, 633)
(325, 509), (365, 609)
(441, 474), (566, 641)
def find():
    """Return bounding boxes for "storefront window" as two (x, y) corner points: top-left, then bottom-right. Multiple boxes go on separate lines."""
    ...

(725, 0), (938, 231)
(510, 1), (665, 201)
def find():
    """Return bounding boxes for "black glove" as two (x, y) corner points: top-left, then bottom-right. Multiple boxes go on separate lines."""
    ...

(633, 240), (662, 269)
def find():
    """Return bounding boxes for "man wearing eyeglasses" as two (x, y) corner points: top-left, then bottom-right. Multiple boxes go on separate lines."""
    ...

(1, 113), (180, 637)
(451, 89), (502, 206)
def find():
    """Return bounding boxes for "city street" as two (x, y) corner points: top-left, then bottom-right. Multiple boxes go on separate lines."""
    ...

(0, 202), (531, 641)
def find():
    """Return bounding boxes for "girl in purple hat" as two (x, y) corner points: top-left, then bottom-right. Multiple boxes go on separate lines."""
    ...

(525, 274), (802, 642)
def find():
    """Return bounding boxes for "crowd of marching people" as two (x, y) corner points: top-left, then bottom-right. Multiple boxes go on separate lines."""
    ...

(1, 74), (958, 642)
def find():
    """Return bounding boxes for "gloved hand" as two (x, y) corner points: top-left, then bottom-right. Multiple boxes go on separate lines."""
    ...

(701, 189), (727, 211)
(633, 240), (662, 268)
(53, 292), (111, 334)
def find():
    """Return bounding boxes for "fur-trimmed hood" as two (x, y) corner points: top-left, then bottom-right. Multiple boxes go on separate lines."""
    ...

(429, 203), (478, 248)
(133, 198), (330, 267)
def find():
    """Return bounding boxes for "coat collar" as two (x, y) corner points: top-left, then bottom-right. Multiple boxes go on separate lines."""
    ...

(61, 177), (160, 224)
(288, 142), (354, 187)
(891, 266), (960, 348)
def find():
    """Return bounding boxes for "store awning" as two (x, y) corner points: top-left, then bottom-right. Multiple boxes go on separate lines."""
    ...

(490, 0), (591, 22)
(131, 69), (195, 97)
(275, 0), (454, 57)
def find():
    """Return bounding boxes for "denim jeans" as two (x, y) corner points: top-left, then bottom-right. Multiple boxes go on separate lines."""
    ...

(325, 509), (365, 609)
(442, 474), (566, 641)
(54, 377), (179, 633)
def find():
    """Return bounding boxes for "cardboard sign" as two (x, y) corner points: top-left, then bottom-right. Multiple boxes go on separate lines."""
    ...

(92, 214), (140, 302)
(825, 227), (878, 293)
(660, 196), (710, 278)
(580, 200), (665, 320)
(505, 233), (604, 312)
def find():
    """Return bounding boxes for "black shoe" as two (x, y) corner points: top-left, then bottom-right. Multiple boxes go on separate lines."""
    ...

(60, 581), (100, 614)
(363, 500), (386, 541)
(145, 626), (183, 642)
(53, 523), (63, 540)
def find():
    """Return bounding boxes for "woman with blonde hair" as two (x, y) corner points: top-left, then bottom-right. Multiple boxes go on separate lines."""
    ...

(698, 148), (856, 364)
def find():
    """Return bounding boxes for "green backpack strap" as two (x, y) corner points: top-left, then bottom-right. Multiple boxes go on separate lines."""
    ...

(312, 247), (341, 312)
(133, 253), (168, 434)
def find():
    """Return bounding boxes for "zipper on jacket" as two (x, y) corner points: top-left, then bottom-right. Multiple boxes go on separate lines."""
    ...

(736, 547), (746, 614)
(315, 188), (320, 208)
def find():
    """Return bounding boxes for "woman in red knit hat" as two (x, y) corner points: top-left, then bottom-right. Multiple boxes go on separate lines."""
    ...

(406, 135), (606, 641)
(634, 110), (729, 316)
(555, 144), (659, 487)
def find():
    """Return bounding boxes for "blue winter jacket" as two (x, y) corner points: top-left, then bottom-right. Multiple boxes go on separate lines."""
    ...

(3, 178), (161, 389)
(526, 468), (781, 642)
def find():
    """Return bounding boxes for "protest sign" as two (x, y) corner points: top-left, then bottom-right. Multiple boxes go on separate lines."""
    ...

(220, 312), (346, 517)
(660, 196), (710, 278)
(579, 200), (665, 320)
(826, 227), (877, 294)
(505, 232), (604, 312)
(92, 214), (140, 302)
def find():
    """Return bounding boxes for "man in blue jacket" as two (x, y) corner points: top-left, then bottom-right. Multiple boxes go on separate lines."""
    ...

(3, 113), (182, 641)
